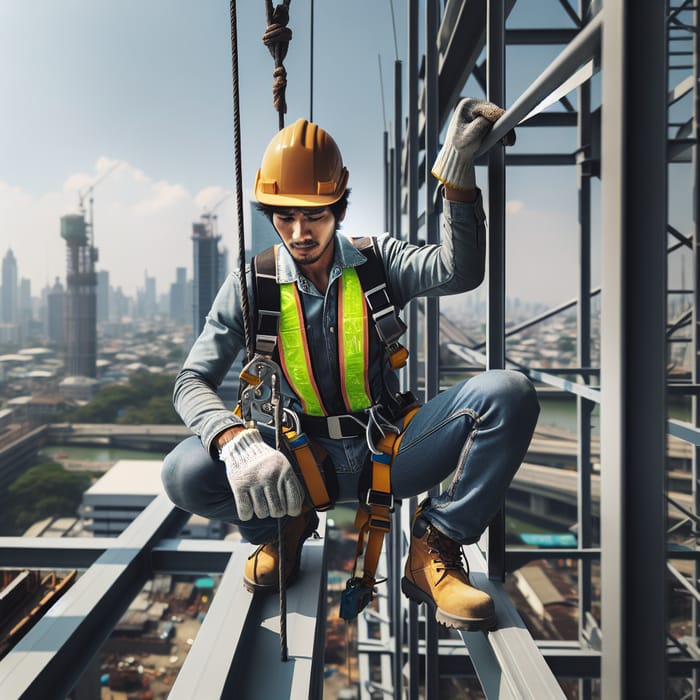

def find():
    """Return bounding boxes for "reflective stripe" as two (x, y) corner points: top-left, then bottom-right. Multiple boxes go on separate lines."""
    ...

(278, 283), (327, 416)
(278, 262), (372, 417)
(338, 268), (372, 412)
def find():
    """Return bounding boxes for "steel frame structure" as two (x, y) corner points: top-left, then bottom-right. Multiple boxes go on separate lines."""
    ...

(0, 497), (328, 699)
(359, 0), (698, 698)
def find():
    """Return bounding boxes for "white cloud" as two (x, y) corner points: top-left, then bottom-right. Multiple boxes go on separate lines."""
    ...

(0, 157), (245, 299)
(506, 199), (525, 215)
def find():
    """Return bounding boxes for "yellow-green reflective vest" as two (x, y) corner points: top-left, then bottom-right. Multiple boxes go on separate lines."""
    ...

(278, 268), (372, 416)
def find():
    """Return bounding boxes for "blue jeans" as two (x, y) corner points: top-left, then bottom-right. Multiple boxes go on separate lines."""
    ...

(161, 369), (539, 545)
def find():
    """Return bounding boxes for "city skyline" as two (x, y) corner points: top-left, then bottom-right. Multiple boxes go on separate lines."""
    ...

(0, 2), (628, 308)
(0, 2), (407, 302)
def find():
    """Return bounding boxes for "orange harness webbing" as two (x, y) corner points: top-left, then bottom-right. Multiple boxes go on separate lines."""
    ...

(283, 426), (333, 511)
(339, 406), (419, 621)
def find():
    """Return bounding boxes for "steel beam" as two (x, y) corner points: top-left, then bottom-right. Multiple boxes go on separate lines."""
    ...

(167, 544), (254, 699)
(478, 11), (602, 156)
(431, 0), (517, 130)
(0, 537), (112, 569)
(0, 494), (189, 699)
(460, 545), (566, 699)
(217, 519), (327, 700)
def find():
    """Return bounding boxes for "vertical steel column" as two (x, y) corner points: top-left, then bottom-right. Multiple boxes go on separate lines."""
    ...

(424, 0), (441, 696)
(486, 0), (507, 581)
(600, 2), (668, 698)
(394, 60), (403, 243)
(406, 3), (420, 698)
(576, 7), (594, 700)
(408, 0), (420, 396)
(425, 0), (441, 401)
(390, 53), (404, 700)
(691, 1), (700, 696)
(383, 131), (390, 235)
(389, 145), (396, 237)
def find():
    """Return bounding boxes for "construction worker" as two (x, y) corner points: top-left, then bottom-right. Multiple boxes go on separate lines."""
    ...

(162, 98), (539, 631)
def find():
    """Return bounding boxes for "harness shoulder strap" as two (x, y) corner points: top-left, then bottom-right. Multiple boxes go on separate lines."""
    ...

(252, 244), (280, 358)
(350, 237), (408, 369)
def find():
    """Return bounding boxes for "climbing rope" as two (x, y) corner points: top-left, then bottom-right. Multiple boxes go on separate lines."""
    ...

(228, 0), (254, 363)
(227, 0), (296, 664)
(263, 0), (293, 130)
(263, 0), (294, 664)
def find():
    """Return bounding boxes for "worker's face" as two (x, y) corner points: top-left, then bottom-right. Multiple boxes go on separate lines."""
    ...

(272, 206), (343, 267)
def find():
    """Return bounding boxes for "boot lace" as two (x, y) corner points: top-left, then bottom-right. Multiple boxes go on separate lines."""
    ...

(426, 527), (468, 584)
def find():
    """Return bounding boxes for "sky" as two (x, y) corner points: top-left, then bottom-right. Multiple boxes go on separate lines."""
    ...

(0, 2), (691, 308)
(1, 1), (414, 301)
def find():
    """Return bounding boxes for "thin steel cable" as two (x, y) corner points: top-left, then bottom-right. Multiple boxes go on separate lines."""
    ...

(229, 0), (253, 362)
(278, 516), (288, 662)
(273, 374), (288, 662)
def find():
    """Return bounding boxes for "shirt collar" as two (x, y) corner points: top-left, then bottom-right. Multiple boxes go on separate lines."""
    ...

(275, 234), (367, 284)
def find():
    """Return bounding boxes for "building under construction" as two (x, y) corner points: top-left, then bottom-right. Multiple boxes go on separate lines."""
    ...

(0, 1), (695, 698)
(60, 213), (97, 378)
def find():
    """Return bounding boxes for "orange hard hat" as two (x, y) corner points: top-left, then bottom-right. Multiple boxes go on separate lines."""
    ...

(254, 118), (349, 207)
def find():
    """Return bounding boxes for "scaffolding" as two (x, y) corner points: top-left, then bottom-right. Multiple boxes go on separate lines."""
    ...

(363, 0), (694, 697)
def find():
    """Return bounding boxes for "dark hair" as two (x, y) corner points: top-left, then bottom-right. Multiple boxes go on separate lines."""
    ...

(255, 188), (351, 228)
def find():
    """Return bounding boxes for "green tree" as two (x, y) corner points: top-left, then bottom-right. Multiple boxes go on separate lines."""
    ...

(0, 462), (95, 535)
(119, 395), (179, 424)
(67, 372), (179, 424)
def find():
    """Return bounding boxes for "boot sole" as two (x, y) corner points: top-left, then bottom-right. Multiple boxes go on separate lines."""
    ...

(400, 577), (496, 632)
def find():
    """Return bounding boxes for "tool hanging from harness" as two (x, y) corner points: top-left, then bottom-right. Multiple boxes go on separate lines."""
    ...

(339, 402), (420, 620)
(243, 236), (418, 620)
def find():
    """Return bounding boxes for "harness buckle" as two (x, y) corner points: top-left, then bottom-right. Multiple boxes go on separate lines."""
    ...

(327, 414), (366, 440)
(366, 489), (394, 511)
(387, 341), (409, 369)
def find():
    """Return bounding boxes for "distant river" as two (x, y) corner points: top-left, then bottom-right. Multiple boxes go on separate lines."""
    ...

(537, 393), (689, 434)
(40, 445), (166, 463)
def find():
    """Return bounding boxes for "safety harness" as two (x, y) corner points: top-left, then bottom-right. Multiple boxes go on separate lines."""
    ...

(240, 237), (417, 619)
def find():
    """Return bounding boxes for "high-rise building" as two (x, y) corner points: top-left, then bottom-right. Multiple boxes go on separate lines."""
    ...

(47, 277), (65, 348)
(191, 221), (223, 339)
(1, 249), (18, 324)
(96, 270), (110, 323)
(60, 213), (97, 377)
(248, 202), (278, 257)
(169, 266), (189, 325)
(18, 278), (31, 343)
(111, 286), (129, 321)
(143, 272), (157, 318)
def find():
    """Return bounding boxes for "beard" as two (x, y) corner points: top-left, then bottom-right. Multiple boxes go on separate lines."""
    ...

(287, 236), (334, 266)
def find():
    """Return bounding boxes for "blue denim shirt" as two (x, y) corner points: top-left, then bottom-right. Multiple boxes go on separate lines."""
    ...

(173, 193), (486, 491)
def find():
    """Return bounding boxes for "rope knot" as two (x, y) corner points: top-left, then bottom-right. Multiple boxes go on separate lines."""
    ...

(272, 65), (288, 114)
(262, 4), (292, 64)
(263, 1), (293, 121)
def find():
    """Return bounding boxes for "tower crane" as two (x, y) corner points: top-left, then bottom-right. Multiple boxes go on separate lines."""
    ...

(77, 161), (122, 250)
(200, 191), (233, 238)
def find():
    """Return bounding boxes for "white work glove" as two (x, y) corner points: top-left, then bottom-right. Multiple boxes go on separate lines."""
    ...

(220, 428), (304, 521)
(431, 97), (515, 191)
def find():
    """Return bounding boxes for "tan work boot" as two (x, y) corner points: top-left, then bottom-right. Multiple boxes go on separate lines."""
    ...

(401, 512), (496, 631)
(243, 506), (319, 592)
